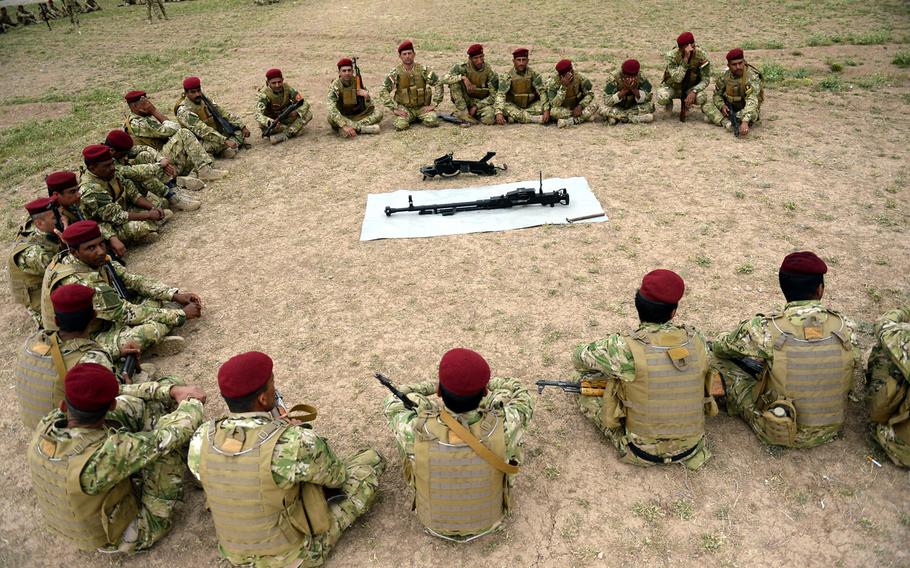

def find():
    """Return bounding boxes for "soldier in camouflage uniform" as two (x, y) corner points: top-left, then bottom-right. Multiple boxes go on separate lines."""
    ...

(547, 59), (599, 128)
(175, 76), (249, 157)
(571, 270), (717, 470)
(84, 0), (101, 11)
(28, 363), (206, 553)
(144, 0), (167, 22)
(8, 196), (63, 327)
(124, 90), (226, 180)
(60, 0), (79, 27)
(383, 348), (533, 541)
(188, 352), (385, 567)
(379, 40), (444, 131)
(0, 7), (17, 28)
(655, 32), (712, 119)
(46, 0), (65, 17)
(326, 57), (383, 138)
(255, 68), (313, 145)
(866, 306), (910, 467)
(443, 44), (499, 126)
(16, 5), (39, 25)
(601, 59), (655, 125)
(494, 48), (548, 125)
(712, 252), (859, 448)
(41, 220), (203, 359)
(44, 170), (128, 258)
(702, 48), (764, 137)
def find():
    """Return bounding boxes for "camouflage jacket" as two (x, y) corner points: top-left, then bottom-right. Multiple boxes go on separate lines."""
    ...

(603, 69), (653, 109)
(79, 169), (144, 228)
(254, 85), (309, 128)
(442, 61), (499, 109)
(867, 306), (910, 424)
(662, 46), (712, 93)
(175, 94), (245, 146)
(546, 72), (595, 110)
(711, 67), (763, 123)
(115, 144), (165, 181)
(378, 63), (445, 110)
(494, 66), (548, 114)
(877, 306), (910, 380)
(326, 76), (376, 122)
(10, 220), (62, 283)
(61, 336), (115, 370)
(125, 111), (182, 151)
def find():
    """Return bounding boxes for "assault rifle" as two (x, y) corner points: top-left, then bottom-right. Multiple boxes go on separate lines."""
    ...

(420, 151), (506, 179)
(39, 3), (52, 30)
(351, 56), (368, 116)
(535, 378), (608, 396)
(374, 372), (417, 411)
(706, 341), (765, 377)
(679, 66), (692, 123)
(262, 99), (305, 138)
(118, 354), (137, 384)
(200, 93), (237, 138)
(271, 388), (289, 418)
(724, 96), (741, 138)
(386, 172), (569, 216)
(437, 113), (470, 126)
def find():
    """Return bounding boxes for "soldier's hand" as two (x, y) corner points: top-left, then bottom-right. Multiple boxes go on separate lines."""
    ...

(160, 158), (177, 178)
(109, 237), (127, 258)
(287, 110), (299, 121)
(241, 126), (251, 138)
(495, 113), (506, 125)
(684, 44), (695, 60)
(468, 105), (478, 117)
(462, 76), (476, 94)
(560, 72), (573, 87)
(148, 208), (164, 221)
(393, 107), (409, 118)
(684, 91), (696, 108)
(541, 110), (551, 124)
(341, 125), (357, 138)
(420, 105), (435, 115)
(572, 105), (582, 118)
(739, 121), (749, 136)
(721, 105), (729, 118)
(171, 384), (207, 404)
(225, 139), (239, 149)
(173, 291), (202, 306)
(183, 302), (202, 319)
(356, 89), (369, 99)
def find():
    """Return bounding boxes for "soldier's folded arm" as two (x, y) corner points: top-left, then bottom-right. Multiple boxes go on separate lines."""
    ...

(278, 430), (347, 489)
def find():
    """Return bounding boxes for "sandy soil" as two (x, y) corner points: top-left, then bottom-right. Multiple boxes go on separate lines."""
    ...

(1, 1), (909, 567)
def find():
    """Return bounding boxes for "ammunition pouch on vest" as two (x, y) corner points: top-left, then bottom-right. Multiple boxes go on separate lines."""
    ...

(561, 76), (583, 109)
(337, 82), (370, 120)
(198, 414), (331, 558)
(41, 253), (94, 331)
(28, 425), (138, 550)
(123, 117), (160, 150)
(7, 223), (47, 311)
(394, 64), (432, 108)
(507, 73), (538, 109)
(723, 68), (764, 111)
(262, 86), (292, 119)
(663, 54), (706, 87)
(464, 63), (492, 100)
(174, 95), (215, 129)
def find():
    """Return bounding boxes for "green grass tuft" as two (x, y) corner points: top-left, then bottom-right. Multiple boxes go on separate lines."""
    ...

(892, 51), (910, 68)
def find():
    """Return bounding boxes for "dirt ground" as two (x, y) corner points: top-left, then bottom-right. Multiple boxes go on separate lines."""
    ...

(1, 0), (909, 567)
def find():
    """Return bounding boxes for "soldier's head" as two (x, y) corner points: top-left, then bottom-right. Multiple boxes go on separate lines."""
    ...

(83, 144), (115, 180)
(726, 48), (746, 77)
(25, 195), (57, 234)
(635, 270), (684, 324)
(621, 59), (640, 87)
(64, 363), (118, 426)
(397, 40), (415, 65)
(437, 348), (490, 413)
(676, 31), (695, 52)
(512, 48), (529, 72)
(104, 129), (134, 160)
(337, 58), (354, 83)
(218, 351), (277, 413)
(467, 44), (484, 69)
(124, 90), (149, 114)
(266, 68), (284, 92)
(778, 251), (826, 302)
(555, 59), (574, 81)
(51, 284), (96, 334)
(62, 220), (107, 268)
(183, 76), (203, 104)
(46, 170), (81, 208)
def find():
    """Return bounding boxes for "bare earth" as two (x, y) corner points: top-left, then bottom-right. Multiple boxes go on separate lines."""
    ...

(1, 1), (909, 567)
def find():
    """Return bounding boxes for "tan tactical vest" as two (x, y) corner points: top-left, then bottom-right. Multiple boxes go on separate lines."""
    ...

(123, 119), (160, 150)
(262, 86), (291, 119)
(336, 81), (370, 119)
(765, 312), (854, 431)
(464, 62), (492, 99)
(41, 253), (94, 332)
(663, 52), (707, 86)
(611, 72), (644, 109)
(394, 64), (432, 108)
(413, 410), (507, 539)
(506, 71), (538, 109)
(724, 67), (764, 110)
(28, 424), (138, 550)
(174, 95), (215, 129)
(198, 417), (332, 558)
(561, 75), (582, 109)
(622, 327), (708, 443)
(7, 222), (52, 311)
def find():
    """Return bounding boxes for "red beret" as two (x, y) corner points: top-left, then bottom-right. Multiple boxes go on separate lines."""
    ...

(555, 59), (573, 75)
(639, 269), (685, 305)
(621, 59), (640, 75)
(25, 196), (57, 216)
(82, 144), (112, 164)
(104, 129), (134, 151)
(218, 351), (273, 398)
(677, 32), (695, 47)
(65, 363), (119, 412)
(183, 76), (201, 90)
(337, 57), (353, 68)
(397, 40), (414, 53)
(124, 90), (146, 103)
(62, 220), (101, 246)
(438, 348), (490, 396)
(51, 283), (95, 314)
(467, 43), (483, 57)
(46, 171), (79, 193)
(265, 68), (283, 80)
(779, 251), (827, 275)
(726, 48), (744, 62)
(512, 48), (529, 58)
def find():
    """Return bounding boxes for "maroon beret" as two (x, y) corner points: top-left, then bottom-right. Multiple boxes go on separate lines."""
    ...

(779, 251), (827, 275)
(677, 32), (695, 47)
(398, 40), (414, 53)
(25, 196), (57, 216)
(46, 171), (79, 193)
(183, 76), (201, 90)
(555, 59), (573, 75)
(265, 68), (283, 80)
(104, 129), (134, 151)
(51, 283), (95, 314)
(82, 144), (112, 164)
(61, 220), (101, 246)
(218, 351), (273, 398)
(726, 48), (744, 62)
(512, 48), (529, 58)
(639, 269), (685, 305)
(621, 59), (640, 75)
(124, 90), (146, 103)
(467, 43), (483, 57)
(438, 348), (490, 396)
(65, 363), (119, 412)
(337, 57), (353, 68)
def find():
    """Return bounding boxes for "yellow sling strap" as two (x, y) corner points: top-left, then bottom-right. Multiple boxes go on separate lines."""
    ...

(47, 333), (68, 381)
(438, 410), (519, 475)
(284, 403), (318, 423)
(109, 177), (124, 202)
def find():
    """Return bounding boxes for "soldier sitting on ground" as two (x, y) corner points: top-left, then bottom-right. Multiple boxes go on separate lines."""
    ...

(0, 7), (18, 28)
(702, 48), (764, 137)
(175, 76), (250, 157)
(326, 57), (383, 138)
(547, 59), (599, 128)
(379, 40), (444, 131)
(866, 305), (910, 467)
(443, 43), (499, 126)
(494, 47), (548, 125)
(255, 68), (313, 145)
(16, 4), (39, 25)
(601, 58), (655, 125)
(655, 31), (712, 120)
(8, 196), (63, 327)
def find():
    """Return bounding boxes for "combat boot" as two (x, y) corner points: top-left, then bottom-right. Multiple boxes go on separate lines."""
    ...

(220, 147), (238, 159)
(557, 118), (575, 128)
(168, 190), (200, 211)
(176, 176), (205, 191)
(195, 164), (227, 181)
(269, 132), (288, 145)
(528, 115), (543, 124)
(360, 124), (380, 134)
(630, 114), (654, 124)
(145, 335), (185, 358)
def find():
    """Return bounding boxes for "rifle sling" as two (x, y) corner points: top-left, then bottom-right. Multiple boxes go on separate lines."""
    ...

(438, 410), (519, 475)
(628, 441), (697, 464)
(48, 332), (69, 381)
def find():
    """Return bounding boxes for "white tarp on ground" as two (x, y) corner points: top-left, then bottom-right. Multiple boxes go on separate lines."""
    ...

(360, 176), (606, 241)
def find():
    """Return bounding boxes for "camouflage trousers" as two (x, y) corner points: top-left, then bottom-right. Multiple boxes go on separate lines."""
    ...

(106, 376), (186, 552)
(702, 101), (761, 127)
(161, 128), (213, 176)
(865, 348), (910, 467)
(602, 101), (656, 124)
(654, 86), (708, 109)
(146, 0), (166, 20)
(261, 109), (313, 139)
(112, 194), (169, 243)
(549, 102), (600, 124)
(326, 106), (384, 131)
(393, 106), (440, 131)
(92, 301), (177, 359)
(577, 394), (710, 470)
(200, 130), (245, 157)
(62, 0), (79, 25)
(500, 100), (545, 124)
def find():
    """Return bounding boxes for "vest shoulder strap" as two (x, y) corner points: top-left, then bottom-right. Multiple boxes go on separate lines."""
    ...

(437, 411), (518, 475)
